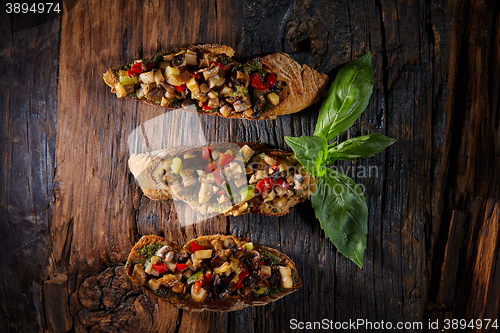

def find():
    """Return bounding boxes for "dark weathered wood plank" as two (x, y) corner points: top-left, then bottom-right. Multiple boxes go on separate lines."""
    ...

(0, 9), (60, 333)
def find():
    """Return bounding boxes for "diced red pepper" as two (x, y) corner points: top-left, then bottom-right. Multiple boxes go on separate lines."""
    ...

(147, 61), (155, 70)
(235, 265), (250, 289)
(250, 73), (268, 91)
(194, 280), (202, 293)
(153, 262), (167, 274)
(189, 241), (207, 253)
(130, 62), (143, 75)
(174, 84), (186, 93)
(189, 70), (202, 79)
(127, 69), (136, 78)
(216, 189), (226, 196)
(202, 272), (212, 286)
(175, 263), (189, 272)
(255, 178), (274, 194)
(202, 102), (212, 111)
(271, 158), (280, 171)
(205, 162), (215, 173)
(218, 153), (233, 167)
(214, 62), (226, 72)
(258, 261), (264, 269)
(202, 147), (211, 161)
(265, 73), (277, 87)
(275, 178), (289, 190)
(213, 168), (223, 186)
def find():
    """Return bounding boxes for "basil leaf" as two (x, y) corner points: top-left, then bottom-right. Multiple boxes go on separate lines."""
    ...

(328, 133), (396, 163)
(284, 136), (327, 177)
(311, 170), (368, 268)
(314, 52), (374, 142)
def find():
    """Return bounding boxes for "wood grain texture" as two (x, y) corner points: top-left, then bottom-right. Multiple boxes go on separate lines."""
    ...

(1, 0), (499, 332)
(0, 8), (60, 333)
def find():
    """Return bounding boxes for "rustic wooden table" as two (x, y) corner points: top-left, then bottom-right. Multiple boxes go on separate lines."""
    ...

(1, 0), (499, 332)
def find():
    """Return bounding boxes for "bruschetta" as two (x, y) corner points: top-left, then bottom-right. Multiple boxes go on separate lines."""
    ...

(125, 234), (301, 312)
(128, 143), (316, 217)
(103, 44), (329, 120)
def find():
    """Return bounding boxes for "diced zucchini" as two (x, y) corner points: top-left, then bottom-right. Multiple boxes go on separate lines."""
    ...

(171, 157), (182, 174)
(255, 287), (267, 294)
(213, 261), (231, 275)
(186, 270), (203, 285)
(165, 66), (181, 78)
(119, 74), (138, 85)
(242, 242), (253, 250)
(240, 185), (255, 202)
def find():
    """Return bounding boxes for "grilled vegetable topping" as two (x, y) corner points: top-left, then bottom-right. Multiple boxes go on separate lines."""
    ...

(112, 48), (284, 118)
(128, 238), (296, 302)
(157, 144), (315, 216)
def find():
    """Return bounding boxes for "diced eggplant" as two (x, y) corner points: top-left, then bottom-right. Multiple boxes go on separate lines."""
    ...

(219, 104), (233, 117)
(198, 182), (214, 203)
(147, 87), (167, 102)
(211, 255), (226, 267)
(132, 264), (147, 285)
(146, 278), (161, 291)
(171, 53), (186, 67)
(184, 51), (198, 65)
(233, 99), (246, 112)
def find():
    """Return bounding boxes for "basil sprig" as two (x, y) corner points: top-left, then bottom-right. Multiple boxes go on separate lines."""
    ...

(285, 52), (395, 268)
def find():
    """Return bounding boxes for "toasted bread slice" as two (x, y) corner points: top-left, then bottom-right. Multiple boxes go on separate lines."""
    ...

(125, 234), (301, 312)
(128, 143), (316, 217)
(103, 44), (329, 120)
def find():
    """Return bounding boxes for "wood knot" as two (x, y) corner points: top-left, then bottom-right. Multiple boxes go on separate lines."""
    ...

(284, 18), (328, 56)
(75, 266), (154, 332)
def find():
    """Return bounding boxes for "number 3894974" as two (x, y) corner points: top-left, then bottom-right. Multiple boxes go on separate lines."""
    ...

(5, 3), (61, 14)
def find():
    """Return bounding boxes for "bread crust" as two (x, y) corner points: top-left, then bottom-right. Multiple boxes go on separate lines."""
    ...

(126, 234), (301, 312)
(259, 52), (329, 118)
(128, 143), (316, 217)
(103, 44), (329, 120)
